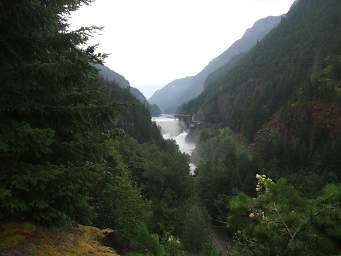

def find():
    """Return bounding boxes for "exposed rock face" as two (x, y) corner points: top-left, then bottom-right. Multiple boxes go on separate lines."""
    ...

(102, 231), (130, 254)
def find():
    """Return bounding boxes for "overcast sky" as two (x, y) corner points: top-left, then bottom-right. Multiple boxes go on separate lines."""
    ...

(70, 0), (296, 97)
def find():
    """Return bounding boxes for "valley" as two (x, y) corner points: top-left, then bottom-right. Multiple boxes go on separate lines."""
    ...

(0, 0), (340, 256)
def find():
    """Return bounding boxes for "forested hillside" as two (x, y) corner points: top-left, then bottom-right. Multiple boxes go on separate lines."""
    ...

(1, 0), (340, 255)
(149, 77), (194, 113)
(96, 64), (161, 117)
(0, 1), (215, 255)
(95, 64), (148, 104)
(183, 0), (341, 140)
(183, 0), (341, 179)
(182, 1), (341, 255)
(149, 16), (282, 114)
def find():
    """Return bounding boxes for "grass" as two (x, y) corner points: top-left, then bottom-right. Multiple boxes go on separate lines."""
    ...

(0, 223), (118, 256)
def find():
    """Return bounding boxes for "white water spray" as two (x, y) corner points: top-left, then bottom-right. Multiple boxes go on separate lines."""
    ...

(152, 115), (197, 174)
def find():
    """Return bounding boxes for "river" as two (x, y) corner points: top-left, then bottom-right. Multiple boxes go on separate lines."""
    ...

(152, 115), (197, 174)
(152, 115), (229, 254)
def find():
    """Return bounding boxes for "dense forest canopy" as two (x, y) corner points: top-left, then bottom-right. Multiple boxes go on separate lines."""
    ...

(0, 1), (216, 255)
(182, 0), (341, 138)
(181, 0), (341, 255)
(0, 0), (340, 255)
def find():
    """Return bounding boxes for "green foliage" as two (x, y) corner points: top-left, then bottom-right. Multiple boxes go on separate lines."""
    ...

(194, 129), (255, 220)
(0, 121), (55, 156)
(127, 222), (217, 256)
(129, 224), (166, 256)
(0, 1), (215, 256)
(0, 1), (191, 250)
(0, 0), (109, 225)
(227, 175), (341, 256)
(87, 162), (151, 238)
(183, 0), (341, 140)
(0, 164), (93, 224)
(149, 104), (162, 117)
(253, 55), (341, 191)
(102, 78), (162, 143)
(183, 1), (341, 255)
(181, 205), (210, 252)
(112, 133), (193, 237)
(5, 0), (341, 255)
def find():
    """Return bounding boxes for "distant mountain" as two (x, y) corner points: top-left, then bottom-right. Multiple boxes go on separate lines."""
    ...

(96, 64), (130, 88)
(203, 15), (283, 75)
(148, 77), (194, 113)
(95, 64), (163, 117)
(182, 0), (341, 142)
(149, 104), (162, 117)
(149, 15), (282, 114)
(95, 64), (148, 105)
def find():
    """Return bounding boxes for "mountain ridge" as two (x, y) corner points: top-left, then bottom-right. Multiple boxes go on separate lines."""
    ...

(95, 64), (148, 105)
(149, 15), (282, 114)
(182, 0), (341, 144)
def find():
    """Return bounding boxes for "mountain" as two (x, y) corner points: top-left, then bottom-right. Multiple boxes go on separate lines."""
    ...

(148, 77), (194, 113)
(149, 104), (162, 117)
(96, 64), (130, 88)
(182, 0), (341, 174)
(183, 0), (341, 135)
(95, 64), (148, 105)
(95, 64), (164, 117)
(148, 15), (282, 114)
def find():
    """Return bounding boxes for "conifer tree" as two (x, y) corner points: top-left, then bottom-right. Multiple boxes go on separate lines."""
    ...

(0, 0), (112, 224)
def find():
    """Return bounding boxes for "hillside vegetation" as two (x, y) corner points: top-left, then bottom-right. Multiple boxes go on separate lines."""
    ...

(182, 0), (341, 182)
(0, 1), (216, 255)
(1, 0), (340, 255)
(183, 0), (341, 140)
(181, 1), (341, 255)
(149, 16), (282, 114)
